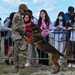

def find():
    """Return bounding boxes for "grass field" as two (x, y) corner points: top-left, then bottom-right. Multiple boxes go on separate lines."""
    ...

(0, 38), (75, 75)
(0, 59), (75, 75)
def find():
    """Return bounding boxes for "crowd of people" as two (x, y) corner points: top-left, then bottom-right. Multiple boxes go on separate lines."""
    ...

(0, 3), (75, 71)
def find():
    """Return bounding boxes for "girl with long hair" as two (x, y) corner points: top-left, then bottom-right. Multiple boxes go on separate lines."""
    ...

(37, 9), (51, 66)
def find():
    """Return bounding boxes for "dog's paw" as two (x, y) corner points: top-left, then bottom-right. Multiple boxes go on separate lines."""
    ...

(51, 70), (59, 74)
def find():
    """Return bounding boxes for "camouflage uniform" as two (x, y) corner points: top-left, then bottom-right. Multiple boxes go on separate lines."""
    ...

(12, 4), (28, 68)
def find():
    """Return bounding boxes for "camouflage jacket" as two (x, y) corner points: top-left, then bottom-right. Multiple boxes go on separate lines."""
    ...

(12, 12), (25, 41)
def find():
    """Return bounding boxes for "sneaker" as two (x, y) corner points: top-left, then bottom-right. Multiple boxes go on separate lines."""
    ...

(72, 64), (75, 67)
(52, 65), (54, 67)
(68, 63), (72, 67)
(58, 60), (62, 66)
(4, 60), (10, 65)
(25, 62), (31, 67)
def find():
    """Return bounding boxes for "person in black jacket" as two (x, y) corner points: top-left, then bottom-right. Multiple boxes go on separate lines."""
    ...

(3, 12), (15, 65)
(66, 13), (75, 67)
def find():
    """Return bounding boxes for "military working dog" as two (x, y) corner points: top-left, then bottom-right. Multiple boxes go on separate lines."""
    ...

(22, 24), (65, 74)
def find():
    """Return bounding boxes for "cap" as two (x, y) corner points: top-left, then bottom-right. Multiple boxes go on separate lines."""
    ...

(68, 6), (74, 13)
(19, 4), (28, 11)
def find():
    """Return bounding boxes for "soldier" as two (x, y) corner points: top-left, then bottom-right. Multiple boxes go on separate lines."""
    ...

(12, 4), (28, 71)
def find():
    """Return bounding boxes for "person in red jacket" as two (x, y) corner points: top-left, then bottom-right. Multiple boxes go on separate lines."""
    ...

(24, 14), (33, 40)
(24, 12), (37, 66)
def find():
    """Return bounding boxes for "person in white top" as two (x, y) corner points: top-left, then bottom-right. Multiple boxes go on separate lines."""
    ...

(49, 11), (67, 66)
(66, 13), (75, 67)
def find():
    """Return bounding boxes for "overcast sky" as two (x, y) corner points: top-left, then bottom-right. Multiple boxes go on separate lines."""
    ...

(0, 0), (75, 22)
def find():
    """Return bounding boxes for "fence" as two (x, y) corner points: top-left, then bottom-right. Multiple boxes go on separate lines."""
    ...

(0, 30), (75, 61)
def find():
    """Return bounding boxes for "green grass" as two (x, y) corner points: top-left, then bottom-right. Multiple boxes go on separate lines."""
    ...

(0, 57), (75, 75)
(0, 38), (75, 75)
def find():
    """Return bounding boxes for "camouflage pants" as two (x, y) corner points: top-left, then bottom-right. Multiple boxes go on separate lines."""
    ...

(14, 39), (27, 68)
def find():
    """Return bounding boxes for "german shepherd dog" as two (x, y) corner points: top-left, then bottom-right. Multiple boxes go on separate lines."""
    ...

(22, 24), (65, 74)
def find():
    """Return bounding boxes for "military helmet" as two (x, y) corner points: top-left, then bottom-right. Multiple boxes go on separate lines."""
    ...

(19, 4), (28, 11)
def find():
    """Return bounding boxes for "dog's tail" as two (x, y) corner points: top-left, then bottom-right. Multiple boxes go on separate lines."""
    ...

(63, 55), (71, 60)
(57, 52), (70, 61)
(59, 52), (64, 57)
(59, 52), (70, 57)
(59, 52), (71, 60)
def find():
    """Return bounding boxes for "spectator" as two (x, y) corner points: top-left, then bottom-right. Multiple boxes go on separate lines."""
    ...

(64, 6), (74, 22)
(0, 18), (1, 20)
(0, 18), (2, 26)
(0, 18), (2, 51)
(2, 12), (15, 65)
(0, 18), (9, 59)
(36, 9), (51, 66)
(26, 9), (37, 24)
(49, 11), (66, 66)
(12, 4), (28, 71)
(0, 17), (2, 32)
(0, 17), (3, 31)
(66, 13), (75, 67)
(64, 6), (74, 67)
(24, 12), (37, 67)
